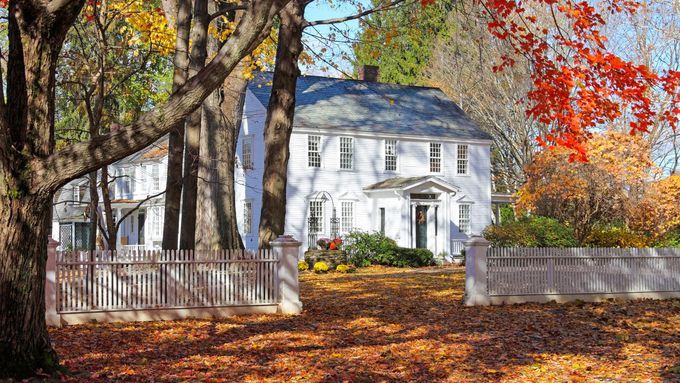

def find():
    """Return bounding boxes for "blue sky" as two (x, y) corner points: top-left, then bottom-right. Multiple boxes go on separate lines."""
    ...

(300, 2), (371, 77)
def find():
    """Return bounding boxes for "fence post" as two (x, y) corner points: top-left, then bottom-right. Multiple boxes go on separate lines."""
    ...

(46, 236), (61, 327)
(464, 236), (491, 306)
(271, 235), (303, 314)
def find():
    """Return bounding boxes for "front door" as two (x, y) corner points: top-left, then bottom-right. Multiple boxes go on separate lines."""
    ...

(415, 205), (428, 249)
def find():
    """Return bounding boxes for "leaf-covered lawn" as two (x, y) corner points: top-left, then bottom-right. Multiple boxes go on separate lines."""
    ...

(49, 266), (680, 382)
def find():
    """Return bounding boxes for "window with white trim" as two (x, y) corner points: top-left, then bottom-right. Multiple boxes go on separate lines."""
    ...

(430, 142), (442, 173)
(340, 137), (353, 170)
(308, 135), (321, 168)
(385, 139), (397, 171)
(72, 185), (80, 205)
(243, 200), (252, 234)
(459, 204), (471, 234)
(137, 166), (147, 194)
(309, 200), (324, 233)
(242, 136), (254, 170)
(341, 201), (354, 233)
(457, 144), (469, 174)
(151, 164), (160, 192)
(118, 167), (132, 198)
(150, 206), (164, 238)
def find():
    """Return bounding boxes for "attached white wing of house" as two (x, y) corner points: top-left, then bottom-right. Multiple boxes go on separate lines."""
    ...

(237, 72), (493, 260)
(52, 138), (168, 251)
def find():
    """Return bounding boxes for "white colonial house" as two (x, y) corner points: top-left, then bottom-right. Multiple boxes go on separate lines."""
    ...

(53, 68), (493, 260)
(236, 70), (493, 259)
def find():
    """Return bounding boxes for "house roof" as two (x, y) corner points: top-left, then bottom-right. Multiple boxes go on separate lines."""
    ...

(364, 176), (459, 192)
(248, 73), (492, 141)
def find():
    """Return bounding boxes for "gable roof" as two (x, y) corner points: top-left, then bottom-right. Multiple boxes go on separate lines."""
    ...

(248, 73), (491, 141)
(364, 176), (459, 193)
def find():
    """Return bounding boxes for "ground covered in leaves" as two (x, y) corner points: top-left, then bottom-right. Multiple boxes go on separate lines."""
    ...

(49, 266), (680, 382)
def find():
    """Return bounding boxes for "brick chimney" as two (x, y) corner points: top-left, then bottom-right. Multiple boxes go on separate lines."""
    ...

(358, 65), (379, 82)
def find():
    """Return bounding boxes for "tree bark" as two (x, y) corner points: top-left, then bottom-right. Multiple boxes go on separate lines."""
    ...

(195, 8), (245, 250)
(258, 0), (306, 248)
(100, 166), (118, 251)
(0, 0), (285, 377)
(179, 0), (209, 250)
(0, 195), (59, 377)
(88, 171), (99, 250)
(162, 0), (192, 250)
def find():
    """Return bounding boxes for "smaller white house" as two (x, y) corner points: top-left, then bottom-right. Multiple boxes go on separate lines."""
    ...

(236, 69), (493, 260)
(52, 140), (168, 251)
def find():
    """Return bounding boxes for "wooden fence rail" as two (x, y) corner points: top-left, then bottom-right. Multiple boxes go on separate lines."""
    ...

(464, 237), (680, 306)
(45, 235), (303, 326)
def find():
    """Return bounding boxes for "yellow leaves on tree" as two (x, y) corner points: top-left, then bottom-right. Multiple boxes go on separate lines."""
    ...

(84, 0), (176, 55)
(516, 131), (661, 241)
(209, 16), (278, 80)
(628, 174), (680, 239)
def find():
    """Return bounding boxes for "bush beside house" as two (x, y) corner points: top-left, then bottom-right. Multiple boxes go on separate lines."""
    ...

(345, 231), (436, 267)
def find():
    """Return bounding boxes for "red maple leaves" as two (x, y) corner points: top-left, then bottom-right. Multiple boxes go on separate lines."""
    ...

(481, 0), (679, 160)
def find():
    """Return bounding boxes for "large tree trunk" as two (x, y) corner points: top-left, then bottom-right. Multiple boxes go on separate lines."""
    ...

(0, 0), (285, 377)
(0, 196), (59, 377)
(258, 0), (306, 248)
(195, 8), (245, 250)
(162, 0), (193, 250)
(179, 0), (209, 250)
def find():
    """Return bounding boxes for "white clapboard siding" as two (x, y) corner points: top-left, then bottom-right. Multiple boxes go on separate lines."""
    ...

(56, 249), (278, 313)
(486, 247), (680, 296)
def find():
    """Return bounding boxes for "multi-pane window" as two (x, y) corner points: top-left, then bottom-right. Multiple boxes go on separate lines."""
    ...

(457, 144), (469, 174)
(385, 139), (397, 171)
(118, 167), (132, 198)
(242, 136), (254, 170)
(150, 206), (164, 238)
(430, 142), (442, 173)
(243, 200), (252, 234)
(308, 135), (321, 168)
(151, 164), (160, 192)
(309, 201), (324, 233)
(459, 204), (471, 234)
(72, 184), (80, 205)
(340, 137), (353, 169)
(341, 201), (354, 233)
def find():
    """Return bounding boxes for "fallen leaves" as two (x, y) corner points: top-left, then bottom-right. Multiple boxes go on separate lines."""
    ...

(49, 266), (680, 382)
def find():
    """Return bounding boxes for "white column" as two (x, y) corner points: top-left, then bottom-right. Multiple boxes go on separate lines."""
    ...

(46, 236), (61, 327)
(271, 235), (303, 314)
(464, 236), (491, 306)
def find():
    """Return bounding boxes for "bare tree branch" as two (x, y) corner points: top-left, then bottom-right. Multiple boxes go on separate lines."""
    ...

(304, 0), (407, 27)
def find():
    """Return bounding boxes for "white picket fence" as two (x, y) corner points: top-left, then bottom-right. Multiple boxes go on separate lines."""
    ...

(464, 237), (680, 305)
(45, 235), (303, 326)
(55, 249), (278, 312)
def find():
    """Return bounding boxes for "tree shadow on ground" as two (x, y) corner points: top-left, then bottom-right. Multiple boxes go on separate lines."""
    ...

(49, 266), (680, 382)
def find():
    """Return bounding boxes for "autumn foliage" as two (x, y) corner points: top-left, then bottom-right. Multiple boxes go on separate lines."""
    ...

(49, 267), (680, 382)
(516, 131), (679, 242)
(479, 0), (679, 159)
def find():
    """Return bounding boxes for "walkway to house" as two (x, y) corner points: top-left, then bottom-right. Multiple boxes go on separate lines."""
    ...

(50, 266), (680, 382)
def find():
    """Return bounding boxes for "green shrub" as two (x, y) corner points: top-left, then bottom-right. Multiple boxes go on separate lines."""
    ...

(654, 229), (680, 248)
(483, 215), (578, 247)
(584, 226), (651, 248)
(344, 231), (435, 267)
(390, 247), (436, 267)
(344, 231), (398, 267)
